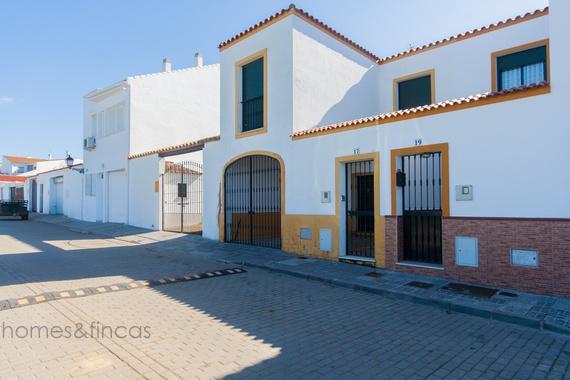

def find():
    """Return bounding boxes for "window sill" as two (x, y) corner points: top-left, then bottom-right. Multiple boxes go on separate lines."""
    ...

(235, 127), (267, 139)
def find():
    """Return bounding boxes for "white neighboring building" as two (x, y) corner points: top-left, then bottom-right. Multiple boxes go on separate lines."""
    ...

(82, 55), (219, 229)
(0, 175), (26, 201)
(1, 156), (64, 203)
(23, 160), (84, 218)
(1, 155), (45, 174)
(203, 2), (570, 297)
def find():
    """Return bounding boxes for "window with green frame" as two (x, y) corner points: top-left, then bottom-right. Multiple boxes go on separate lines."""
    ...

(241, 58), (264, 132)
(397, 75), (432, 111)
(497, 45), (547, 91)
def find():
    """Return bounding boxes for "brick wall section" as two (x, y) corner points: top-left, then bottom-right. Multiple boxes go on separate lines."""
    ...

(384, 216), (570, 297)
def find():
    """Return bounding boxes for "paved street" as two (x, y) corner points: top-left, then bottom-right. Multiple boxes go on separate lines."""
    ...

(0, 219), (568, 379)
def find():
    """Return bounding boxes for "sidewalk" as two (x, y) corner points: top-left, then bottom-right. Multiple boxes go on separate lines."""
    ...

(34, 214), (570, 335)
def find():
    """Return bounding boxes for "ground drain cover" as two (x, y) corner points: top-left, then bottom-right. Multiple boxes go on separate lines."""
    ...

(442, 283), (498, 298)
(406, 281), (434, 289)
(365, 272), (382, 278)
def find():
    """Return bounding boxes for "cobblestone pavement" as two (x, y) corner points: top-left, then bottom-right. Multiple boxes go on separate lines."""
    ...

(0, 220), (569, 379)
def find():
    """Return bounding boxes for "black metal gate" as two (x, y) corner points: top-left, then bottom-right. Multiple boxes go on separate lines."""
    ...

(224, 155), (281, 248)
(346, 160), (375, 258)
(401, 152), (443, 264)
(162, 161), (203, 233)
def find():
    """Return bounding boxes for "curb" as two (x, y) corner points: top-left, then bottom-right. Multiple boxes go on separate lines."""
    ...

(225, 259), (570, 336)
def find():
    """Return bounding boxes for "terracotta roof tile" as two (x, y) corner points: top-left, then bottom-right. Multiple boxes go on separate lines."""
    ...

(378, 7), (549, 64)
(0, 175), (27, 183)
(128, 136), (220, 160)
(3, 156), (46, 164)
(218, 4), (380, 62)
(291, 81), (550, 139)
(218, 5), (548, 66)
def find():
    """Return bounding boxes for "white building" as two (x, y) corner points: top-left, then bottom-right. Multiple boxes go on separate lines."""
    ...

(1, 155), (45, 174)
(82, 55), (219, 229)
(203, 2), (570, 297)
(0, 175), (26, 201)
(1, 155), (64, 203)
(23, 160), (84, 217)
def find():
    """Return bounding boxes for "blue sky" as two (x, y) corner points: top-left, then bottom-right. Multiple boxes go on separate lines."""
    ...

(0, 0), (547, 159)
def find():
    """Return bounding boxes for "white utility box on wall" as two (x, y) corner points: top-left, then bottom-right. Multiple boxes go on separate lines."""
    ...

(511, 249), (539, 267)
(455, 236), (478, 267)
(320, 228), (332, 252)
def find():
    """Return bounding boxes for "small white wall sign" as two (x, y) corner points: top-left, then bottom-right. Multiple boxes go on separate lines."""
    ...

(455, 185), (473, 201)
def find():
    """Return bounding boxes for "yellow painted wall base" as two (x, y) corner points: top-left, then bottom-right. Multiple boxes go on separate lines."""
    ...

(374, 215), (386, 268)
(281, 214), (386, 268)
(282, 215), (339, 259)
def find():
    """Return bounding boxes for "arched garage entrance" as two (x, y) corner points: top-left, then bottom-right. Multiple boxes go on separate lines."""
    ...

(224, 154), (281, 248)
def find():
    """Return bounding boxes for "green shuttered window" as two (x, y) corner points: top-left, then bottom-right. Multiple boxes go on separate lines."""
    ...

(241, 58), (264, 132)
(397, 75), (432, 111)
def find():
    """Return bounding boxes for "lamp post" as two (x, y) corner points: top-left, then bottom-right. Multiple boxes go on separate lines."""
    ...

(65, 154), (84, 173)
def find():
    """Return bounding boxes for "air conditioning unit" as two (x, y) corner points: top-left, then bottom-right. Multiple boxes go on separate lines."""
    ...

(83, 137), (96, 150)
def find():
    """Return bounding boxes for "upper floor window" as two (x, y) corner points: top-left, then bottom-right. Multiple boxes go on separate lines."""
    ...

(89, 102), (126, 139)
(493, 40), (549, 91)
(394, 70), (435, 111)
(242, 58), (263, 132)
(104, 103), (126, 136)
(235, 49), (267, 137)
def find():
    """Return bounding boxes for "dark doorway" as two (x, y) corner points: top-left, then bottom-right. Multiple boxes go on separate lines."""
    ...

(401, 152), (443, 264)
(31, 180), (37, 212)
(346, 160), (375, 258)
(224, 155), (281, 249)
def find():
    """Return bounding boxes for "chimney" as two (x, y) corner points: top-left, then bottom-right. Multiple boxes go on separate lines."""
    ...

(162, 58), (172, 72)
(194, 52), (203, 67)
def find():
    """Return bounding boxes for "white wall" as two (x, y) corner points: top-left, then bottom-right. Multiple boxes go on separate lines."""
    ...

(292, 15), (378, 131)
(83, 86), (130, 222)
(0, 182), (24, 201)
(549, 0), (569, 95)
(128, 65), (220, 156)
(128, 155), (161, 230)
(33, 167), (83, 219)
(377, 15), (549, 114)
(203, 8), (567, 242)
(205, 90), (566, 241)
(220, 15), (294, 144)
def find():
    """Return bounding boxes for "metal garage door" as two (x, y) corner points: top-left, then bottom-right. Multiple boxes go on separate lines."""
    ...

(107, 170), (127, 223)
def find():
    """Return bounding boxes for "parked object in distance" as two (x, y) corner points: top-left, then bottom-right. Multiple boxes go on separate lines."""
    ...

(0, 200), (29, 220)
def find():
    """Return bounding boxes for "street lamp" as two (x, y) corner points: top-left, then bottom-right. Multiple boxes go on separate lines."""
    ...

(65, 154), (84, 173)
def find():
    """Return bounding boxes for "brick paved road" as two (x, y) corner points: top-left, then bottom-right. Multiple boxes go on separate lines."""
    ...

(0, 220), (568, 379)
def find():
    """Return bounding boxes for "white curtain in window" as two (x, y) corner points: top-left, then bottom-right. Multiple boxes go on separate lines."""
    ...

(523, 62), (545, 85)
(501, 68), (522, 90)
